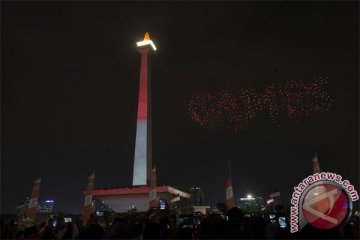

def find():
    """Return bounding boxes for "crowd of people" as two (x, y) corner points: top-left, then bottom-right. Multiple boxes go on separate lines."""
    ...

(1, 207), (359, 239)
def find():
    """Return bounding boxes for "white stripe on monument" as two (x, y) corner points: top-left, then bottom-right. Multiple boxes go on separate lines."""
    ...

(133, 120), (147, 185)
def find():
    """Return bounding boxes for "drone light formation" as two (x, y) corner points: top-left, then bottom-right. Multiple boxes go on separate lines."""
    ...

(188, 76), (334, 132)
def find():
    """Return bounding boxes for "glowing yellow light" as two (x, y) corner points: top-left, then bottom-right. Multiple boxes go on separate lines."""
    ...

(144, 32), (150, 40)
(136, 32), (157, 51)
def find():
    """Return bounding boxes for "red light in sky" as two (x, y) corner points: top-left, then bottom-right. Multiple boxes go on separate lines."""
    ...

(188, 76), (334, 132)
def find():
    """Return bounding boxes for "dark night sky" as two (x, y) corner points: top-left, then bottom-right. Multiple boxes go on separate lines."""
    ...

(1, 1), (359, 214)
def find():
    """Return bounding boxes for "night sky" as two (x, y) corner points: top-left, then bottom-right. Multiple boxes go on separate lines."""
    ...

(1, 1), (359, 214)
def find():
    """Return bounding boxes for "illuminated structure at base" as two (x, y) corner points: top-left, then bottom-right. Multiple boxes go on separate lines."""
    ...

(93, 185), (190, 213)
(133, 32), (156, 186)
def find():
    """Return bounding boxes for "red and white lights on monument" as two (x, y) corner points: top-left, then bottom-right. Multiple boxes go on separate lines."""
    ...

(133, 32), (156, 186)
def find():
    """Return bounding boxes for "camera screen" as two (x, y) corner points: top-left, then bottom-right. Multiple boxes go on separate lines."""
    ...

(278, 217), (287, 228)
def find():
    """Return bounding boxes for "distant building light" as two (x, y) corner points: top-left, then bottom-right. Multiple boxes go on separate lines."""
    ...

(96, 211), (103, 217)
(240, 196), (255, 201)
(45, 200), (54, 203)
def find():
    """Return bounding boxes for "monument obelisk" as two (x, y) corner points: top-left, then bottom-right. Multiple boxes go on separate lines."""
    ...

(133, 32), (156, 185)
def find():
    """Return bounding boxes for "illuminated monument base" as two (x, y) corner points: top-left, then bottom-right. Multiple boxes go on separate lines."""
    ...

(92, 185), (190, 213)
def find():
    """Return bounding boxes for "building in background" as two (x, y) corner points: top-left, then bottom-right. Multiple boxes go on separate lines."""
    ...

(237, 195), (265, 214)
(37, 200), (55, 213)
(189, 187), (204, 206)
(177, 187), (210, 215)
